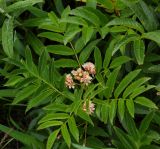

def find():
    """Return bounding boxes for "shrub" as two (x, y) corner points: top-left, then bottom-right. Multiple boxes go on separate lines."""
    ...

(0, 0), (160, 149)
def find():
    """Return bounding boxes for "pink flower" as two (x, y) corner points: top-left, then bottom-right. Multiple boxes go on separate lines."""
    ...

(72, 68), (92, 86)
(80, 71), (92, 86)
(65, 74), (75, 89)
(82, 62), (96, 75)
(71, 68), (83, 81)
(83, 101), (95, 115)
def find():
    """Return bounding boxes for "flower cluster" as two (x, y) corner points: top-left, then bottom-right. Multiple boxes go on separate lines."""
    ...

(82, 62), (96, 75)
(65, 74), (75, 89)
(65, 62), (96, 89)
(82, 101), (95, 115)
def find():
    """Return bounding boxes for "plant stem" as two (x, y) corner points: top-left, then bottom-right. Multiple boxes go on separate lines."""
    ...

(83, 122), (88, 146)
(70, 42), (81, 67)
(0, 8), (11, 19)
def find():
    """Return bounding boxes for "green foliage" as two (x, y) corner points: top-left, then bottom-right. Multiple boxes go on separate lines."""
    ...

(0, 0), (160, 149)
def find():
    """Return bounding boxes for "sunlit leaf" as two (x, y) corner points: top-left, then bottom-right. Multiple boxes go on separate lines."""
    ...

(105, 67), (121, 98)
(139, 112), (154, 134)
(94, 47), (102, 73)
(2, 18), (14, 57)
(123, 77), (150, 98)
(38, 32), (64, 43)
(47, 129), (60, 149)
(79, 39), (100, 64)
(106, 18), (144, 33)
(71, 7), (100, 26)
(61, 124), (71, 148)
(126, 99), (134, 118)
(6, 0), (43, 12)
(134, 97), (158, 109)
(114, 69), (141, 98)
(109, 100), (117, 125)
(110, 56), (131, 68)
(37, 121), (63, 130)
(134, 39), (145, 65)
(142, 31), (160, 45)
(118, 99), (125, 121)
(82, 26), (94, 44)
(68, 116), (79, 142)
(47, 45), (78, 55)
(54, 59), (78, 68)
